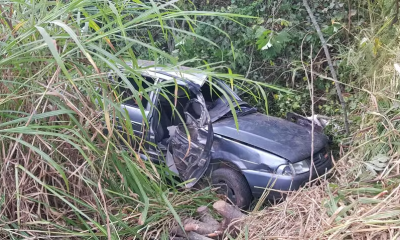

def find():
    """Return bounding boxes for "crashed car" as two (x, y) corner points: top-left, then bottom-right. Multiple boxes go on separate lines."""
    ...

(111, 60), (332, 208)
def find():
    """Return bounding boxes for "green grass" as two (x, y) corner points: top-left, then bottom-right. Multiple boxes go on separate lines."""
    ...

(0, 0), (211, 238)
(0, 0), (292, 238)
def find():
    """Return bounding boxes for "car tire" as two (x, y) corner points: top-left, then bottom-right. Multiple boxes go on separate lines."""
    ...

(211, 168), (252, 209)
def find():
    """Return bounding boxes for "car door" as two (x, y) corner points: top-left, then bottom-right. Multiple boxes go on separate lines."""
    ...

(167, 93), (213, 188)
(119, 104), (146, 142)
(117, 75), (156, 148)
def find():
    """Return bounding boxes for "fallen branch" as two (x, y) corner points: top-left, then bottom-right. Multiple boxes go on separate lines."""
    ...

(213, 200), (246, 231)
(197, 206), (219, 225)
(171, 201), (246, 239)
(213, 200), (246, 221)
(184, 218), (219, 235)
(303, 0), (350, 135)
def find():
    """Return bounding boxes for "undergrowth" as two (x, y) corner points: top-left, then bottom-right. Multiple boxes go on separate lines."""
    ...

(238, 0), (400, 238)
(2, 0), (400, 239)
(0, 0), (273, 238)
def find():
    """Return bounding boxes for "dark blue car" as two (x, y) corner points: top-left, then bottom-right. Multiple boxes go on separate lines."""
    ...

(112, 60), (332, 208)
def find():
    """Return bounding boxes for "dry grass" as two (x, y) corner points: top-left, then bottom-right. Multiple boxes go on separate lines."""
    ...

(0, 1), (224, 238)
(235, 9), (400, 240)
(239, 160), (400, 240)
(239, 180), (400, 239)
(238, 118), (400, 239)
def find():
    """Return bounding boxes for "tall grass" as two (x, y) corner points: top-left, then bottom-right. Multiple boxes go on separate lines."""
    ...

(0, 0), (284, 238)
(236, 0), (400, 238)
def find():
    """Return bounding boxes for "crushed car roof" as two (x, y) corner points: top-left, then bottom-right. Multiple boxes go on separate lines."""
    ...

(125, 60), (208, 87)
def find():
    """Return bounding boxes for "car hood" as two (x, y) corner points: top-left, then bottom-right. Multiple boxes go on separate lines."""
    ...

(212, 113), (329, 163)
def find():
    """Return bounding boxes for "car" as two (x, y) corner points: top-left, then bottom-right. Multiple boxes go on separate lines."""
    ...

(109, 60), (332, 208)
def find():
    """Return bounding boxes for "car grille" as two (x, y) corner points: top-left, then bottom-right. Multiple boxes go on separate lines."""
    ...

(310, 149), (330, 168)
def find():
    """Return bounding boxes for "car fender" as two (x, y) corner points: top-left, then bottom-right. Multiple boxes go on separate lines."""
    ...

(210, 151), (247, 170)
(210, 134), (288, 172)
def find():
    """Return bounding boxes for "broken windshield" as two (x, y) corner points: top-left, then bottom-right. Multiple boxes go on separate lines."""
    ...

(201, 80), (257, 122)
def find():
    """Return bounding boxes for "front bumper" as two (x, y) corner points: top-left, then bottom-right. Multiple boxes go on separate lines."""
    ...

(243, 156), (332, 199)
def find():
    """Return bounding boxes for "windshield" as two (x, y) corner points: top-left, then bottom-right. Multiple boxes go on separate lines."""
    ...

(201, 80), (256, 122)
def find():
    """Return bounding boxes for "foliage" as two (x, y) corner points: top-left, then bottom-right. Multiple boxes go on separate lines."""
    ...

(171, 0), (356, 117)
(236, 0), (400, 238)
(0, 0), (278, 238)
(1, 0), (400, 239)
(271, 91), (310, 117)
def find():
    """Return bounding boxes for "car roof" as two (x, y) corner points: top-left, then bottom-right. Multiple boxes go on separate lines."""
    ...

(125, 60), (208, 87)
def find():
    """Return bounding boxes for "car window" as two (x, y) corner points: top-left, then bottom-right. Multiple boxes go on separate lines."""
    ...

(201, 81), (222, 101)
(156, 84), (193, 124)
(201, 80), (246, 106)
(118, 75), (156, 108)
(200, 81), (228, 110)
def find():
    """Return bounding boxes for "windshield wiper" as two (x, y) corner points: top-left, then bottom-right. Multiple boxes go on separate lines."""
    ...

(237, 106), (257, 116)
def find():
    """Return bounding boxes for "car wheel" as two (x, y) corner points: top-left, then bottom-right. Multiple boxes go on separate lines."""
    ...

(211, 168), (252, 209)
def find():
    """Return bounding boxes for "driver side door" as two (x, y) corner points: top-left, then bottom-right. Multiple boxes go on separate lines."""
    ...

(167, 94), (213, 188)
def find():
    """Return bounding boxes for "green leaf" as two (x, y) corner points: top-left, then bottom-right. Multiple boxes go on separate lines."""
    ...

(35, 26), (74, 86)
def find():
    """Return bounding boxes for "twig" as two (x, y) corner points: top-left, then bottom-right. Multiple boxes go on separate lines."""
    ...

(303, 0), (350, 135)
(245, 46), (254, 79)
(0, 5), (13, 32)
(309, 45), (315, 182)
(300, 34), (316, 181)
(98, 181), (112, 240)
(347, 0), (351, 43)
(5, 67), (61, 166)
(167, 19), (175, 54)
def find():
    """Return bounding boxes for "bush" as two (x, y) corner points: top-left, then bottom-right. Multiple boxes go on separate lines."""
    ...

(174, 0), (354, 116)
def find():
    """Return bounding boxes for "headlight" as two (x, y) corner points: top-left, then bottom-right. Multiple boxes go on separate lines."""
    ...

(276, 160), (310, 176)
(292, 160), (310, 174)
(276, 164), (294, 176)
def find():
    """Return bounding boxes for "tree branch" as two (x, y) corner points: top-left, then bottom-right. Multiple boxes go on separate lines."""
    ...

(303, 0), (350, 135)
(245, 46), (254, 79)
